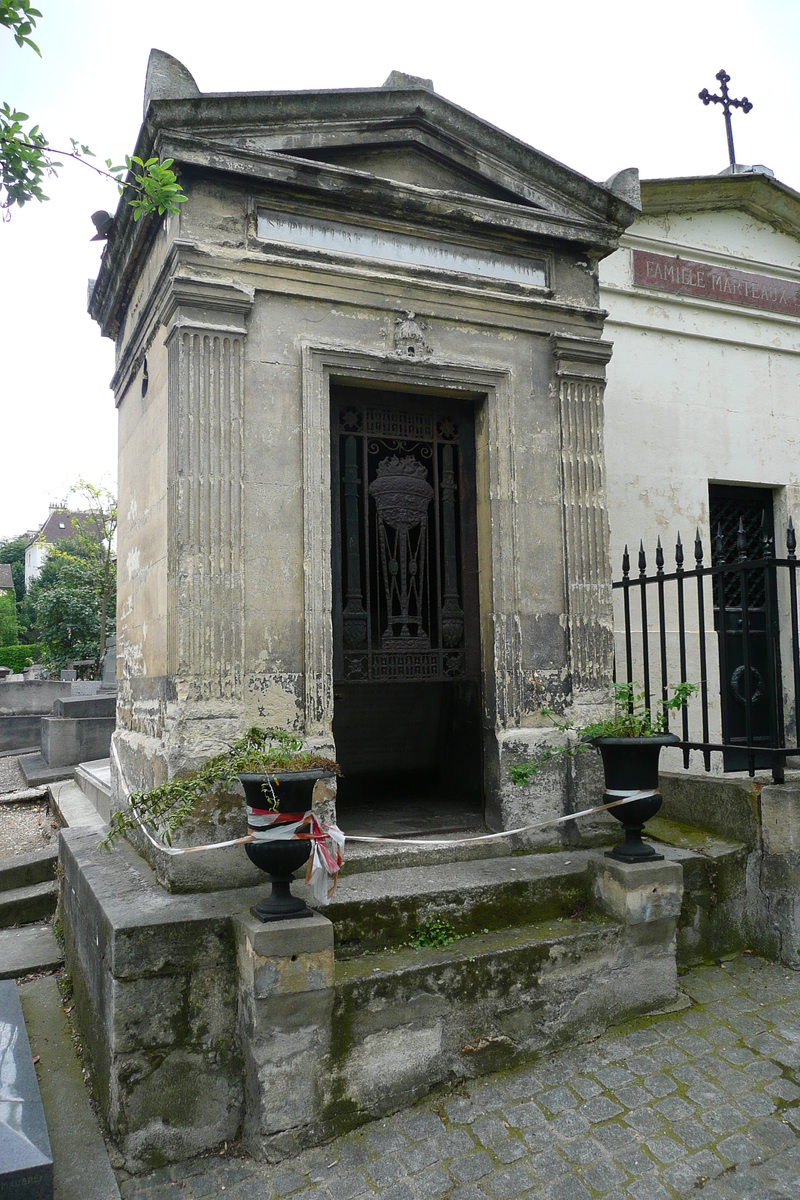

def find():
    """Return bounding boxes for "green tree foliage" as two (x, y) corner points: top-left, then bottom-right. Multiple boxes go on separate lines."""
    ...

(31, 552), (113, 674)
(25, 484), (117, 677)
(0, 591), (18, 645)
(0, 533), (27, 605)
(0, 2), (186, 218)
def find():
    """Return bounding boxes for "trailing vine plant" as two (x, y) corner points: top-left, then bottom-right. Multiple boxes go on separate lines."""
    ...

(509, 681), (697, 787)
(103, 726), (340, 849)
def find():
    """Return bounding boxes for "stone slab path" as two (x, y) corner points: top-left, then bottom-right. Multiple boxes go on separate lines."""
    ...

(118, 957), (800, 1200)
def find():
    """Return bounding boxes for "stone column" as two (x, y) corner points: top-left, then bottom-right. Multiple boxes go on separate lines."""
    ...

(235, 912), (334, 1158)
(591, 854), (683, 1011)
(161, 277), (254, 700)
(551, 335), (615, 699)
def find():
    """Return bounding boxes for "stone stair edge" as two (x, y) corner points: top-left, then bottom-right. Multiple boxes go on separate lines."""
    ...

(0, 877), (58, 922)
(318, 848), (591, 904)
(335, 913), (615, 980)
(0, 923), (63, 979)
(648, 814), (747, 857)
(0, 845), (57, 893)
(18, 752), (74, 787)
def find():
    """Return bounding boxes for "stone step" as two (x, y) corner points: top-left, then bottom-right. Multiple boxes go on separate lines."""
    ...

(0, 879), (58, 929)
(0, 846), (57, 894)
(0, 923), (63, 979)
(74, 758), (112, 822)
(648, 814), (749, 968)
(311, 849), (592, 957)
(49, 779), (107, 832)
(244, 910), (676, 1156)
(339, 828), (533, 877)
(19, 752), (74, 787)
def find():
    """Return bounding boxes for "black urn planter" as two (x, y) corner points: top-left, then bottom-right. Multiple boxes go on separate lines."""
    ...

(591, 734), (680, 863)
(239, 770), (332, 922)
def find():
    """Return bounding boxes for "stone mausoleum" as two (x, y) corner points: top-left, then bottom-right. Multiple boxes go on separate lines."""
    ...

(66, 53), (722, 1169)
(90, 51), (640, 868)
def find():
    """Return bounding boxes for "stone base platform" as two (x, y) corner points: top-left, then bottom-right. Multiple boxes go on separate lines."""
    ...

(60, 827), (683, 1172)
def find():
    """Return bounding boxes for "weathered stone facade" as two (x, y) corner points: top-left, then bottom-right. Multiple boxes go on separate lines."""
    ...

(90, 52), (639, 878)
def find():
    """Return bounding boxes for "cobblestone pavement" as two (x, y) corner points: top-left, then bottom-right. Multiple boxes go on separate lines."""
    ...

(118, 958), (800, 1200)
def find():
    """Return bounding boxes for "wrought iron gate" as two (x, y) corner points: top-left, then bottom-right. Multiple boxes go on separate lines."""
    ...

(331, 388), (479, 685)
(709, 485), (783, 769)
(613, 513), (800, 782)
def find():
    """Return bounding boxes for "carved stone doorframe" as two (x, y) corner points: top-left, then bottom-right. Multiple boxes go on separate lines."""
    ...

(300, 344), (521, 738)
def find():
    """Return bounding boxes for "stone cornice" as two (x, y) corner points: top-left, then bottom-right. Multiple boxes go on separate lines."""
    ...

(108, 247), (254, 403)
(641, 174), (800, 241)
(159, 133), (625, 252)
(550, 334), (614, 380)
(108, 238), (192, 403)
(159, 275), (255, 329)
(616, 232), (800, 284)
(135, 87), (636, 228)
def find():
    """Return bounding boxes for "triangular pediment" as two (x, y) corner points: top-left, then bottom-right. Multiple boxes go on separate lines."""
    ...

(284, 142), (523, 204)
(137, 74), (639, 240)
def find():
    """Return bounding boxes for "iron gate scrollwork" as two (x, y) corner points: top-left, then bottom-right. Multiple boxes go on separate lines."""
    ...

(331, 390), (478, 684)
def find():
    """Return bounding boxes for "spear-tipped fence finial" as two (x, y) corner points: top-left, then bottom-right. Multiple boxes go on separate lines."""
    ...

(761, 510), (774, 557)
(676, 531), (684, 571)
(737, 516), (748, 560)
(716, 523), (726, 563)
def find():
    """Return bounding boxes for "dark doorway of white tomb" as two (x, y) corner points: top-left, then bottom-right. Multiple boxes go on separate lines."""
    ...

(709, 482), (784, 770)
(330, 385), (483, 835)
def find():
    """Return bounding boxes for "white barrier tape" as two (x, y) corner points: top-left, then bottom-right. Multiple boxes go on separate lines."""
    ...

(109, 741), (656, 855)
(605, 788), (658, 800)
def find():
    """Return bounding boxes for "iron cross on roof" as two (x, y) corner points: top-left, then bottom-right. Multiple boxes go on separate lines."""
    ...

(699, 69), (753, 170)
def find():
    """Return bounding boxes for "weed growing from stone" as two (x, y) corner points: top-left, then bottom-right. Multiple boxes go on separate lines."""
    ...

(509, 680), (696, 786)
(102, 726), (340, 848)
(360, 919), (492, 957)
(407, 917), (460, 948)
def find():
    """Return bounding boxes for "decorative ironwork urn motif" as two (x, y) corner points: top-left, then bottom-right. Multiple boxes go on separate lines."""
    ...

(369, 456), (434, 647)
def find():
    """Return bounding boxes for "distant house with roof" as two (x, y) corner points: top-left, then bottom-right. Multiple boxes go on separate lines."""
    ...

(24, 506), (99, 590)
(0, 564), (13, 595)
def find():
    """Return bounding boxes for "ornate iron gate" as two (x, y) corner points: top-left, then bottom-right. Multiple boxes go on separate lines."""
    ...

(331, 388), (479, 685)
(709, 484), (784, 769)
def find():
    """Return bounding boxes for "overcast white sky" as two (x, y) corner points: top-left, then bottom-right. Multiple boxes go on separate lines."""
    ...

(1, 0), (798, 542)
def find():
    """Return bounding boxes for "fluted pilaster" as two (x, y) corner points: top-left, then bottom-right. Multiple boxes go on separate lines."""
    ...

(551, 334), (615, 694)
(162, 277), (253, 697)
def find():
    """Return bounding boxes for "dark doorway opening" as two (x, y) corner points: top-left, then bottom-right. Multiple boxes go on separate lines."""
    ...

(709, 482), (784, 770)
(330, 385), (483, 835)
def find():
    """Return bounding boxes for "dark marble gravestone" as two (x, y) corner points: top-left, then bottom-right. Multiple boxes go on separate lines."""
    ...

(0, 980), (53, 1199)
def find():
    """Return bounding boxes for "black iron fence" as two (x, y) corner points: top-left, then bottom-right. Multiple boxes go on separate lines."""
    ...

(613, 518), (800, 782)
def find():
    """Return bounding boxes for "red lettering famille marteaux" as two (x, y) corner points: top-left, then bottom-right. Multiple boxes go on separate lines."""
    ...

(635, 250), (800, 316)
